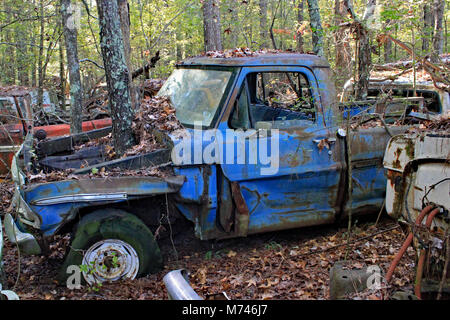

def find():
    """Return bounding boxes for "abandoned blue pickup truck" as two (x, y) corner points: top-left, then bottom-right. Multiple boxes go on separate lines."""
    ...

(6, 53), (427, 284)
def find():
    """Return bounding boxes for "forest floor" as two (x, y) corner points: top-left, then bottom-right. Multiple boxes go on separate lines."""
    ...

(1, 181), (416, 300)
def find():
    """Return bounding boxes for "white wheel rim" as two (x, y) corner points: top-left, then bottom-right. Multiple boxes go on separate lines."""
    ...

(82, 239), (139, 285)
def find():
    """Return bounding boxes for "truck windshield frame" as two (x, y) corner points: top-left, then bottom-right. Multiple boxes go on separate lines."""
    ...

(157, 66), (237, 129)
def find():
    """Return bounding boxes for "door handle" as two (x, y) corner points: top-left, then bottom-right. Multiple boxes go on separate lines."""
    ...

(313, 138), (336, 144)
(247, 129), (271, 138)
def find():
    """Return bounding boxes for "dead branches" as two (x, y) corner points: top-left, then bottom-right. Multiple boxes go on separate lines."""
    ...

(131, 51), (160, 80)
(377, 34), (450, 91)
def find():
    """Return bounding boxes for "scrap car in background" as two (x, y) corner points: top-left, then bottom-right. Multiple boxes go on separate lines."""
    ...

(0, 86), (111, 174)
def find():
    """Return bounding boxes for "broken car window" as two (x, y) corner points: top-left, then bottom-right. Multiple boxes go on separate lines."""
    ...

(158, 68), (233, 128)
(244, 72), (315, 128)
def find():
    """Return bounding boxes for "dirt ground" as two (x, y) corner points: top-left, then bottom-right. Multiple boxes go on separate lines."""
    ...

(1, 209), (416, 300)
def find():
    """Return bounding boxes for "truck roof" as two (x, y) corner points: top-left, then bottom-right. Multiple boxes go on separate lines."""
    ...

(178, 53), (330, 69)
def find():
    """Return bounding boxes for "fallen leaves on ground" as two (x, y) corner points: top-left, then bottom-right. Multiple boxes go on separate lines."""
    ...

(1, 202), (417, 300)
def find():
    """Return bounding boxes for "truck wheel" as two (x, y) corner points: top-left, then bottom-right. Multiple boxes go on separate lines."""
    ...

(60, 209), (162, 285)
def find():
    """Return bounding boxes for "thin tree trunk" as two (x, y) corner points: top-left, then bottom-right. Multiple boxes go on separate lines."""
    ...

(445, 11), (448, 54)
(176, 31), (184, 61)
(2, 3), (16, 84)
(230, 3), (239, 47)
(260, 0), (268, 48)
(355, 29), (371, 100)
(62, 0), (83, 133)
(384, 21), (392, 62)
(295, 0), (304, 52)
(37, 0), (45, 108)
(15, 2), (29, 86)
(335, 0), (350, 71)
(422, 3), (434, 53)
(306, 0), (324, 56)
(59, 27), (65, 110)
(431, 0), (444, 62)
(30, 0), (37, 88)
(96, 0), (135, 156)
(202, 0), (223, 51)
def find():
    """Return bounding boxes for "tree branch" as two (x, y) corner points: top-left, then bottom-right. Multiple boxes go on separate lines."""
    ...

(80, 59), (104, 70)
(132, 51), (160, 79)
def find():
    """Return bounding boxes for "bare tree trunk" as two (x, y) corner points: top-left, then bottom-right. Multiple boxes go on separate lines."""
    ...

(230, 3), (239, 47)
(344, 0), (376, 100)
(202, 0), (223, 51)
(445, 10), (448, 54)
(62, 0), (83, 133)
(37, 0), (45, 108)
(422, 3), (434, 53)
(15, 2), (29, 86)
(335, 0), (350, 71)
(117, 0), (135, 110)
(96, 0), (135, 156)
(384, 31), (392, 62)
(2, 3), (16, 85)
(432, 0), (444, 62)
(355, 29), (371, 100)
(383, 19), (392, 63)
(295, 0), (304, 52)
(260, 0), (268, 48)
(30, 1), (37, 88)
(306, 0), (324, 56)
(59, 28), (65, 110)
(176, 31), (184, 61)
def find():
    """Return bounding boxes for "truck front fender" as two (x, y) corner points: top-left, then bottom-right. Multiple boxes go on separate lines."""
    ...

(20, 175), (185, 236)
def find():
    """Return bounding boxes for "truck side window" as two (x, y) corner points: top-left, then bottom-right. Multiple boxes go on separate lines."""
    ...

(246, 72), (315, 127)
(229, 81), (251, 130)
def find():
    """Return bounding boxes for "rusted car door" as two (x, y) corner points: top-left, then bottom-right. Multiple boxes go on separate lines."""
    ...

(219, 66), (344, 236)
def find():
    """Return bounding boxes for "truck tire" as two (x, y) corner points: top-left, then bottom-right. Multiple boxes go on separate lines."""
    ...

(59, 209), (162, 285)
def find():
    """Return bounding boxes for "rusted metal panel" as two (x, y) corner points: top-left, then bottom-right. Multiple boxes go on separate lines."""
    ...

(384, 131), (449, 298)
(230, 181), (249, 237)
(36, 126), (112, 156)
(384, 132), (450, 221)
(22, 175), (185, 236)
(217, 175), (234, 233)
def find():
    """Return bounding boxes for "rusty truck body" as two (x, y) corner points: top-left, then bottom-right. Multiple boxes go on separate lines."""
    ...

(5, 53), (446, 284)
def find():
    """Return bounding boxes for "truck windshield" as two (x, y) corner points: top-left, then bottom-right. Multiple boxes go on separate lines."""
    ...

(158, 68), (233, 128)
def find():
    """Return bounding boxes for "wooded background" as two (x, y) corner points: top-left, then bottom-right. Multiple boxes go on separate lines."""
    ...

(0, 0), (448, 99)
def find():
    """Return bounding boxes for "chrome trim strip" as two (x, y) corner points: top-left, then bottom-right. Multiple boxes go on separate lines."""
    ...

(31, 192), (128, 205)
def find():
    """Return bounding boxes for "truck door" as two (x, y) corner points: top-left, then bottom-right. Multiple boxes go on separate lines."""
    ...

(219, 66), (344, 236)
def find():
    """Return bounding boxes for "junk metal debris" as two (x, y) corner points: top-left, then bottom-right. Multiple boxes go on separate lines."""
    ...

(383, 121), (450, 299)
